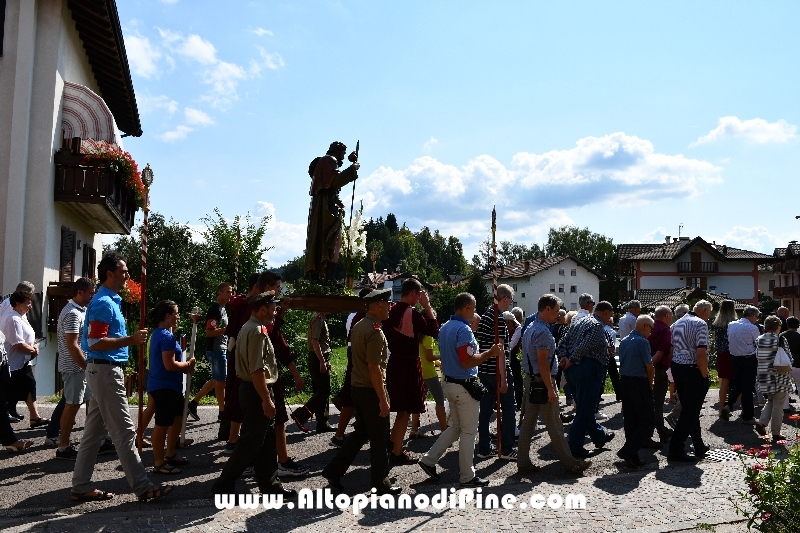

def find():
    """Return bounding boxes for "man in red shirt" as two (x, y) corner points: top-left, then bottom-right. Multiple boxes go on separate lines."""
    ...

(648, 305), (674, 444)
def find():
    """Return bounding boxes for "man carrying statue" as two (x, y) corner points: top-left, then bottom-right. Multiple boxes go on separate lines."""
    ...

(305, 141), (360, 281)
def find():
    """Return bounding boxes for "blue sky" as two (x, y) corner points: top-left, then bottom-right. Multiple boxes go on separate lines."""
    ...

(117, 0), (800, 267)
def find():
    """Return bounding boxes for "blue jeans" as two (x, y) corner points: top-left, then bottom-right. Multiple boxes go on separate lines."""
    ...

(206, 350), (227, 382)
(478, 372), (516, 455)
(565, 358), (609, 452)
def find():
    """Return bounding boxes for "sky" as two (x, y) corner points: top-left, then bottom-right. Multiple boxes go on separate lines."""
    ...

(115, 0), (800, 267)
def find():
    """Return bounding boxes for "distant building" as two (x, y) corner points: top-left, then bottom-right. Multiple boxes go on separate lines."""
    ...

(617, 236), (773, 305)
(356, 268), (433, 302)
(481, 256), (604, 315)
(0, 0), (142, 395)
(772, 241), (800, 315)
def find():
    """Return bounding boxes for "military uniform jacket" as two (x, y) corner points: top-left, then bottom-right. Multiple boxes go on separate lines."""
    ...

(235, 316), (278, 384)
(350, 313), (389, 392)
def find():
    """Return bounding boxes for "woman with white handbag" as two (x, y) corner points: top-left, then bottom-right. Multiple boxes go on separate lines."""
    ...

(755, 315), (793, 441)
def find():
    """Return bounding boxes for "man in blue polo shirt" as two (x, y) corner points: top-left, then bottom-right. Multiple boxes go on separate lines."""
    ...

(71, 252), (171, 503)
(418, 292), (501, 488)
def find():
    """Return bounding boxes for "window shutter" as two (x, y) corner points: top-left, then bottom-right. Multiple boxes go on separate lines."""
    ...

(60, 227), (77, 282)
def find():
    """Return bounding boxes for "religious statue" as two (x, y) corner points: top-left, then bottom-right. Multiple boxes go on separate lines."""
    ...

(305, 141), (360, 281)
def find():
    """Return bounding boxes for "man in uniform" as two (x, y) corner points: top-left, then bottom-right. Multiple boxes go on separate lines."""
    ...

(321, 288), (401, 495)
(212, 292), (296, 498)
(305, 142), (360, 281)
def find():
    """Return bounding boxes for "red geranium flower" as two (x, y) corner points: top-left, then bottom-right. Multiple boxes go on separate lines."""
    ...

(758, 450), (770, 459)
(751, 464), (766, 471)
(731, 444), (744, 452)
(788, 414), (800, 421)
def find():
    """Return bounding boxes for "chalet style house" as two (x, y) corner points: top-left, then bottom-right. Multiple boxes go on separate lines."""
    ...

(617, 236), (774, 308)
(482, 256), (603, 315)
(772, 242), (800, 315)
(0, 0), (142, 394)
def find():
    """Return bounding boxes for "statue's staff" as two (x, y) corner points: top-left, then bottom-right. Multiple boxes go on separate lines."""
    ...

(346, 140), (360, 276)
(492, 206), (502, 459)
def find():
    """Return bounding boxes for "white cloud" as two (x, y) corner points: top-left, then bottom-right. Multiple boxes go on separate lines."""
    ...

(638, 227), (670, 244)
(691, 116), (797, 146)
(201, 61), (248, 109)
(178, 34), (218, 65)
(160, 0), (180, 4)
(422, 137), (438, 152)
(249, 48), (285, 76)
(714, 226), (789, 254)
(355, 132), (722, 259)
(137, 94), (178, 115)
(184, 107), (213, 126)
(160, 125), (193, 142)
(256, 201), (307, 265)
(252, 27), (273, 37)
(125, 34), (162, 78)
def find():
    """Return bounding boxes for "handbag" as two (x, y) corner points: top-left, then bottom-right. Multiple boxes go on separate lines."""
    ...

(460, 378), (488, 401)
(774, 339), (793, 374)
(528, 375), (549, 404)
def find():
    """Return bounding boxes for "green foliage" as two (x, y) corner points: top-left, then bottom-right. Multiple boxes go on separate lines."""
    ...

(430, 280), (468, 322)
(467, 271), (493, 314)
(201, 207), (271, 290)
(276, 255), (306, 283)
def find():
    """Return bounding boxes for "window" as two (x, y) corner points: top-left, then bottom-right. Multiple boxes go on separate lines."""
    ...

(81, 244), (97, 279)
(59, 226), (76, 282)
(521, 293), (525, 298)
(570, 302), (577, 310)
(558, 283), (564, 293)
(558, 268), (565, 276)
(571, 269), (577, 276)
(769, 279), (776, 290)
(570, 285), (577, 293)
(512, 283), (517, 292)
(550, 283), (556, 292)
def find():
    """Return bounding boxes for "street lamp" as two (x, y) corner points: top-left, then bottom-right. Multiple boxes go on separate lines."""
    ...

(137, 164), (153, 454)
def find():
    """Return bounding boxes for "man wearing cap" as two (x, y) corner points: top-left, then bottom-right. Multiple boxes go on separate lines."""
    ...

(212, 292), (295, 498)
(321, 288), (400, 495)
(305, 142), (360, 281)
(618, 301), (640, 340)
(418, 292), (502, 487)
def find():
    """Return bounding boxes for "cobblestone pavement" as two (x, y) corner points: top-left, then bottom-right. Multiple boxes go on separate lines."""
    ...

(1, 391), (787, 532)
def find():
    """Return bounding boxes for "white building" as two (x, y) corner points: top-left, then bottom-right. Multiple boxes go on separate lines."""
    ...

(617, 236), (774, 305)
(482, 256), (603, 315)
(0, 0), (142, 395)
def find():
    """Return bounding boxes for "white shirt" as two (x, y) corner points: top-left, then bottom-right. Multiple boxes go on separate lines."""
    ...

(2, 310), (35, 371)
(0, 298), (11, 324)
(346, 312), (356, 347)
(509, 326), (522, 353)
(618, 312), (637, 340)
(728, 318), (760, 356)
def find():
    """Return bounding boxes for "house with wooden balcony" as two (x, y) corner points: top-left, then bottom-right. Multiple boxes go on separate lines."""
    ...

(616, 236), (774, 306)
(0, 0), (142, 394)
(772, 242), (800, 315)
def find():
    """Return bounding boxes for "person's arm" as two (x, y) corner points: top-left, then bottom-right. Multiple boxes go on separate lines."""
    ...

(206, 307), (227, 338)
(459, 343), (502, 369)
(310, 318), (329, 374)
(368, 363), (390, 417)
(697, 347), (709, 378)
(537, 348), (558, 402)
(250, 368), (276, 418)
(418, 290), (437, 321)
(288, 361), (304, 391)
(161, 350), (194, 373)
(10, 318), (37, 355)
(65, 332), (87, 370)
(424, 347), (439, 362)
(88, 303), (147, 351)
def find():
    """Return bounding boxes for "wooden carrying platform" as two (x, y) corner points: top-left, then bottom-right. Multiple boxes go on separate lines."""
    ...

(286, 294), (366, 314)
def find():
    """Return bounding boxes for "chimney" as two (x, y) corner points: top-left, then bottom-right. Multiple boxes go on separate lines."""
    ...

(383, 269), (388, 275)
(665, 236), (671, 244)
(722, 245), (727, 255)
(673, 238), (678, 243)
(524, 260), (530, 272)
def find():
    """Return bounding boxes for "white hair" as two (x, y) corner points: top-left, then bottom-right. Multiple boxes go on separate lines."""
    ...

(674, 304), (690, 319)
(693, 300), (713, 313)
(636, 315), (655, 327)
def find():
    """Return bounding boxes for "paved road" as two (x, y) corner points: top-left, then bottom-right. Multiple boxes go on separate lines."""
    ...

(1, 391), (782, 532)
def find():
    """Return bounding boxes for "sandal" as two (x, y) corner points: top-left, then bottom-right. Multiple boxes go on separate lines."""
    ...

(138, 484), (175, 503)
(70, 489), (114, 502)
(5, 440), (34, 453)
(165, 454), (189, 466)
(175, 438), (194, 448)
(29, 418), (49, 429)
(137, 438), (152, 448)
(153, 463), (182, 475)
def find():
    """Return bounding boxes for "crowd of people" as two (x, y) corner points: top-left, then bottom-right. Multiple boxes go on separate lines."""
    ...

(2, 251), (798, 502)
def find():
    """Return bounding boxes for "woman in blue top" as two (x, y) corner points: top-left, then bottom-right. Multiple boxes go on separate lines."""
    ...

(147, 301), (195, 474)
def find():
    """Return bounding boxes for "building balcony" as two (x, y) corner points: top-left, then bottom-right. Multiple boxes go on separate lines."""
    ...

(775, 260), (800, 273)
(677, 262), (718, 274)
(54, 151), (137, 234)
(774, 285), (800, 298)
(617, 263), (635, 277)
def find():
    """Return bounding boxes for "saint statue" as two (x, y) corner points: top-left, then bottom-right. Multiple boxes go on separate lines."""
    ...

(305, 141), (360, 281)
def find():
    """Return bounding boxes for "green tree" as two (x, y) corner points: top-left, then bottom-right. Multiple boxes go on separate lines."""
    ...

(201, 208), (271, 291)
(545, 225), (621, 305)
(466, 271), (493, 314)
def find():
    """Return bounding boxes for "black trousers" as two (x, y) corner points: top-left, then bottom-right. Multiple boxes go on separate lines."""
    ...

(668, 363), (709, 456)
(0, 362), (19, 446)
(619, 376), (655, 457)
(509, 353), (523, 410)
(652, 364), (670, 438)
(212, 381), (280, 495)
(726, 355), (757, 421)
(294, 352), (331, 428)
(596, 355), (621, 409)
(323, 387), (391, 490)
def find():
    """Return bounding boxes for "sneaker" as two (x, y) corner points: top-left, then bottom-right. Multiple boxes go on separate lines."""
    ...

(595, 431), (615, 449)
(499, 450), (518, 461)
(594, 411), (609, 421)
(242, 466), (255, 477)
(560, 412), (575, 424)
(460, 476), (490, 488)
(419, 461), (441, 481)
(330, 435), (346, 448)
(56, 445), (78, 460)
(223, 442), (236, 454)
(187, 400), (200, 421)
(755, 422), (767, 436)
(389, 450), (418, 466)
(43, 436), (58, 447)
(278, 458), (310, 477)
(475, 449), (496, 459)
(97, 440), (116, 455)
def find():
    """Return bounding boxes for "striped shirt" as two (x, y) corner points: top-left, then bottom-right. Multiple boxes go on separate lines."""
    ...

(670, 312), (709, 365)
(57, 299), (86, 373)
(477, 306), (510, 375)
(556, 313), (609, 367)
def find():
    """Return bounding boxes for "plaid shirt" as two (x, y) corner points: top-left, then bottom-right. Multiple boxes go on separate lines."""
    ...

(556, 313), (609, 367)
